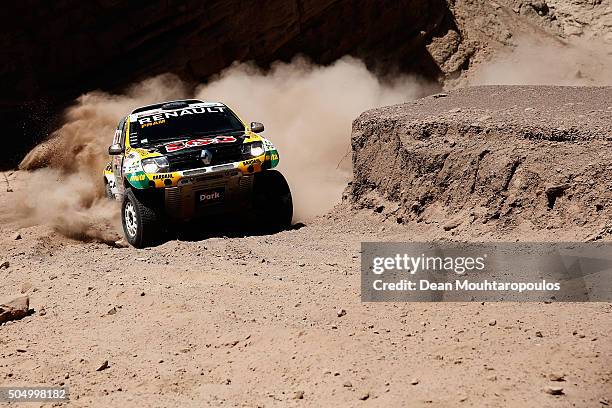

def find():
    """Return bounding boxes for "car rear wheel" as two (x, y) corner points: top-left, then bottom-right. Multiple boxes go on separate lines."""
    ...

(122, 188), (163, 248)
(252, 170), (293, 232)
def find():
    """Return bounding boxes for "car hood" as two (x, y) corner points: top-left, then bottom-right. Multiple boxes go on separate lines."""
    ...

(143, 131), (250, 155)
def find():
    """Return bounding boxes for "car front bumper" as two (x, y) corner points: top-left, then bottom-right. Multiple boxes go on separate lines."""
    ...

(164, 169), (254, 220)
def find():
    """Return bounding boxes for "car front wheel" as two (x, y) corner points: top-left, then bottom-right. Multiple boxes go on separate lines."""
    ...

(252, 170), (293, 232)
(122, 188), (162, 248)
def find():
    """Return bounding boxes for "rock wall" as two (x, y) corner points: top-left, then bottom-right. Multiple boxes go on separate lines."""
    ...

(5, 0), (611, 168)
(349, 86), (612, 238)
(2, 0), (452, 167)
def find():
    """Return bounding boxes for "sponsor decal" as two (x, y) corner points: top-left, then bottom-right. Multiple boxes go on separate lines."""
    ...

(126, 171), (150, 189)
(201, 191), (221, 201)
(198, 188), (225, 204)
(263, 139), (276, 150)
(242, 158), (261, 166)
(138, 107), (226, 125)
(151, 173), (174, 180)
(141, 119), (165, 128)
(129, 174), (146, 182)
(122, 152), (142, 173)
(262, 149), (280, 170)
(165, 136), (237, 153)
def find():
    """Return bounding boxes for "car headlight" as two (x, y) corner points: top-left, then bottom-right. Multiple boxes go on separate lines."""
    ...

(141, 156), (169, 173)
(241, 142), (265, 158)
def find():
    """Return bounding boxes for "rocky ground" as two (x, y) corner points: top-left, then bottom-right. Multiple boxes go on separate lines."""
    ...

(3, 0), (612, 405)
(0, 201), (610, 407)
(1, 85), (611, 407)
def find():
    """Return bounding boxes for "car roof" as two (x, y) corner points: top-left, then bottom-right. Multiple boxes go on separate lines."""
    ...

(129, 99), (227, 120)
(131, 99), (205, 114)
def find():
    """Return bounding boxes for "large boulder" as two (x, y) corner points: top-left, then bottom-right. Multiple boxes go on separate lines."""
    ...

(0, 296), (30, 324)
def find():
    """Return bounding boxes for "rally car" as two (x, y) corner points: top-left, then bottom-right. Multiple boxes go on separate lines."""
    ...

(104, 99), (292, 247)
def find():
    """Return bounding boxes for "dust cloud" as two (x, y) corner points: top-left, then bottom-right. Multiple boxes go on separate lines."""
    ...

(468, 37), (612, 86)
(14, 57), (430, 240)
(12, 168), (121, 243)
(14, 75), (187, 242)
(196, 57), (432, 219)
(13, 38), (612, 241)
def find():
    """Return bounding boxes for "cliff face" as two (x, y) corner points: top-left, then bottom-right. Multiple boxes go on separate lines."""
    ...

(349, 86), (612, 238)
(9, 0), (609, 168)
(3, 0), (452, 166)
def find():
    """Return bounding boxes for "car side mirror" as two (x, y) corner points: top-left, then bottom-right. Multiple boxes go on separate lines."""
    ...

(108, 144), (123, 155)
(250, 122), (264, 133)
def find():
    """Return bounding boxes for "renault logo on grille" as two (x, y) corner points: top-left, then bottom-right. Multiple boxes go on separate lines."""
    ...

(200, 149), (213, 166)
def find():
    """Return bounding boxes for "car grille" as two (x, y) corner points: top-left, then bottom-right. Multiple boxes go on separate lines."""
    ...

(166, 144), (244, 171)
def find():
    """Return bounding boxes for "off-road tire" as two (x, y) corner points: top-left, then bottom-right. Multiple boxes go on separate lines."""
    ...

(122, 188), (163, 248)
(252, 170), (293, 232)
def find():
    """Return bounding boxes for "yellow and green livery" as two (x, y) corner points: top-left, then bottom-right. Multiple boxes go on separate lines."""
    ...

(104, 99), (291, 248)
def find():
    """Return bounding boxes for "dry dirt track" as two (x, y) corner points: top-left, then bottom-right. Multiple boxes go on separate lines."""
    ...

(0, 172), (610, 407)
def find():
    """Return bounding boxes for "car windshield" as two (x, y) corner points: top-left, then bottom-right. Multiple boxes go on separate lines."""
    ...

(130, 106), (245, 145)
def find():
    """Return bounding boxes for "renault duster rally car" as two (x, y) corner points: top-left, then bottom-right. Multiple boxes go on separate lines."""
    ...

(104, 99), (292, 248)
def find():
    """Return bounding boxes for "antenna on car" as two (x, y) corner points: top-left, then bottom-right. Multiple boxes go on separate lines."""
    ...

(161, 101), (189, 110)
(131, 99), (205, 114)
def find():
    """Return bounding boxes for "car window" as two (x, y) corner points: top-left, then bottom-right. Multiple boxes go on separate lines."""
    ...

(132, 106), (244, 145)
